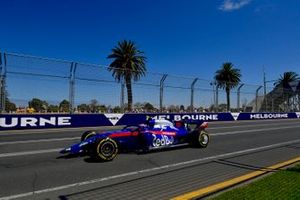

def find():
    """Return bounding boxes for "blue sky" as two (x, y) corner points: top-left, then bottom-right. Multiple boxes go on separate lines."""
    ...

(1, 0), (300, 107)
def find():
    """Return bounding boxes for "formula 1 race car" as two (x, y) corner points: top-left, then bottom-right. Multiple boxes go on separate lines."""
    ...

(60, 119), (210, 161)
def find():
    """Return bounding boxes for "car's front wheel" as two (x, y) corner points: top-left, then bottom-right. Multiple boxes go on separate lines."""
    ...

(81, 131), (96, 142)
(92, 138), (118, 161)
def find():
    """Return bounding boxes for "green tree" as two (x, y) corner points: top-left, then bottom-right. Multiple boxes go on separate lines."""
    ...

(274, 72), (299, 88)
(215, 63), (241, 111)
(28, 98), (48, 112)
(5, 98), (16, 112)
(274, 71), (299, 111)
(134, 102), (143, 109)
(112, 106), (122, 113)
(179, 105), (185, 111)
(167, 105), (179, 113)
(89, 99), (98, 113)
(97, 105), (107, 113)
(143, 102), (155, 112)
(77, 104), (90, 112)
(47, 105), (59, 112)
(107, 40), (147, 111)
(218, 103), (228, 112)
(208, 104), (215, 112)
(198, 106), (204, 112)
(59, 99), (70, 112)
(209, 103), (228, 112)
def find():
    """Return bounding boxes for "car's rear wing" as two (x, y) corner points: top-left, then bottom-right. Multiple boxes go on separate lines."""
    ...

(174, 120), (208, 130)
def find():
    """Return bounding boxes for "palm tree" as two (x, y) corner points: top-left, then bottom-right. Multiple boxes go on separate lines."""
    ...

(274, 71), (299, 88)
(274, 71), (299, 111)
(215, 62), (241, 112)
(107, 40), (146, 111)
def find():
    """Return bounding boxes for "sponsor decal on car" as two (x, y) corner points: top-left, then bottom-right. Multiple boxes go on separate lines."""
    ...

(152, 134), (174, 147)
(151, 131), (176, 136)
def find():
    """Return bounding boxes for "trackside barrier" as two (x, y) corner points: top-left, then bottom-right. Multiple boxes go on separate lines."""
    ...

(0, 112), (300, 131)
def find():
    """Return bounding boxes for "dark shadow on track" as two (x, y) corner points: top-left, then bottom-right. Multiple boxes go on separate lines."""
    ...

(59, 196), (68, 200)
(214, 159), (279, 172)
(216, 144), (295, 161)
(83, 157), (108, 163)
(284, 144), (300, 150)
(56, 144), (193, 163)
(83, 145), (190, 163)
(56, 153), (86, 159)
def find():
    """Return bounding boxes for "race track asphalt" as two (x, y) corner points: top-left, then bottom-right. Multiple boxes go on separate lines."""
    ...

(0, 119), (300, 200)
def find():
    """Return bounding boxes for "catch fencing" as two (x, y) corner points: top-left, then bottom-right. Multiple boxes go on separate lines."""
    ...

(0, 52), (299, 114)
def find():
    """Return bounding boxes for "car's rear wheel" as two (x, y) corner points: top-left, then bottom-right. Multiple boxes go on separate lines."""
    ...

(197, 130), (209, 148)
(81, 131), (96, 142)
(92, 138), (118, 161)
(190, 130), (210, 148)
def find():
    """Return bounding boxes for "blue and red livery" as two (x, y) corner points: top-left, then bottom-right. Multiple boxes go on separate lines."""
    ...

(60, 119), (210, 161)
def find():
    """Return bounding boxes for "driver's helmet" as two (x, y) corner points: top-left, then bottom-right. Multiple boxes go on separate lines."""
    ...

(146, 117), (154, 127)
(182, 117), (189, 128)
(148, 119), (155, 129)
(138, 124), (147, 130)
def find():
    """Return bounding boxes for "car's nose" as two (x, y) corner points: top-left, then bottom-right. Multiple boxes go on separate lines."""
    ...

(60, 147), (71, 154)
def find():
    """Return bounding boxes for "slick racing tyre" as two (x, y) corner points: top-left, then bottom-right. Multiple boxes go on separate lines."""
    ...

(197, 130), (209, 148)
(93, 138), (118, 161)
(81, 131), (96, 142)
(190, 130), (210, 148)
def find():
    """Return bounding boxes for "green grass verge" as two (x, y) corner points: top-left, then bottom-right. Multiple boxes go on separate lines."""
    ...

(209, 163), (300, 200)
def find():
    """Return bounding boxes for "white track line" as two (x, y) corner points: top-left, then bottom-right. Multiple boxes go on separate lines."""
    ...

(0, 148), (62, 158)
(0, 137), (80, 146)
(202, 118), (300, 125)
(208, 122), (300, 130)
(0, 126), (122, 135)
(1, 139), (300, 200)
(211, 125), (300, 136)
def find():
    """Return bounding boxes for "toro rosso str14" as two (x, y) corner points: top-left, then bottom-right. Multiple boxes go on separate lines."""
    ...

(60, 119), (210, 161)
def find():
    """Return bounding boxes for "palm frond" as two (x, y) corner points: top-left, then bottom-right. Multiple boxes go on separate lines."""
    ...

(274, 71), (299, 88)
(214, 62), (241, 89)
(107, 40), (147, 83)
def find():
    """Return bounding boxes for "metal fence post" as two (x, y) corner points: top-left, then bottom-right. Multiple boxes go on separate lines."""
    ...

(298, 94), (300, 112)
(159, 74), (168, 112)
(69, 62), (77, 114)
(215, 85), (219, 112)
(120, 80), (125, 112)
(263, 71), (268, 112)
(210, 81), (218, 112)
(271, 94), (274, 112)
(256, 86), (263, 112)
(0, 53), (7, 113)
(190, 78), (198, 112)
(237, 84), (244, 111)
(0, 52), (2, 113)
